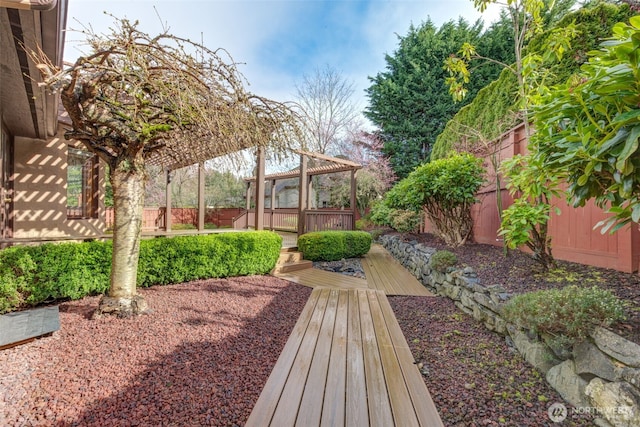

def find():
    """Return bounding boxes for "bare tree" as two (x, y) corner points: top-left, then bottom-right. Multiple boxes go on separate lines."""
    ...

(294, 65), (358, 154)
(32, 17), (299, 317)
(331, 129), (396, 215)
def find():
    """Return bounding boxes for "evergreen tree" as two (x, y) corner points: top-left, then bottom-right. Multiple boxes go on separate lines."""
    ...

(365, 16), (514, 178)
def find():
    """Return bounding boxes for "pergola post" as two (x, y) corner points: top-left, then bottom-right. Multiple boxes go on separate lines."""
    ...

(254, 147), (265, 231)
(198, 162), (205, 231)
(165, 169), (172, 232)
(350, 170), (357, 229)
(298, 154), (308, 236)
(270, 179), (276, 230)
(307, 175), (313, 209)
(245, 182), (251, 211)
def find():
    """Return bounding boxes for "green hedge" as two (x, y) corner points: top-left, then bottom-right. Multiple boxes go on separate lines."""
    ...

(298, 231), (372, 262)
(0, 231), (281, 314)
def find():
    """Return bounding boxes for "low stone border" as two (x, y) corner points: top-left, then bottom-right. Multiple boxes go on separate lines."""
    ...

(379, 234), (640, 427)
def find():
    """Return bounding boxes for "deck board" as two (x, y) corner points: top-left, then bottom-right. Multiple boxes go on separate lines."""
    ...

(246, 288), (444, 427)
(362, 245), (433, 296)
(275, 268), (369, 290)
(276, 244), (432, 297)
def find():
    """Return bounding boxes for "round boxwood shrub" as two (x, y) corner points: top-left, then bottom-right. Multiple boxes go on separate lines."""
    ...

(297, 231), (372, 262)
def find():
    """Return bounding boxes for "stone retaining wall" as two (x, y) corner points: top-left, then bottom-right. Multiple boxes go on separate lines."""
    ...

(379, 235), (640, 427)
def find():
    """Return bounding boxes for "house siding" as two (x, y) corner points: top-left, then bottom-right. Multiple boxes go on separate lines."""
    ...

(12, 125), (106, 238)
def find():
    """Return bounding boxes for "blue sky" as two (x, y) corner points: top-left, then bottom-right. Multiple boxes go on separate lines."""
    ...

(65, 0), (502, 117)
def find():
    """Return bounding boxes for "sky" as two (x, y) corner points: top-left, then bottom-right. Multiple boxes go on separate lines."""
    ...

(64, 0), (503, 119)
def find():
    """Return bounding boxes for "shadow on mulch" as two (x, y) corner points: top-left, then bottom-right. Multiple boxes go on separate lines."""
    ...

(394, 232), (640, 345)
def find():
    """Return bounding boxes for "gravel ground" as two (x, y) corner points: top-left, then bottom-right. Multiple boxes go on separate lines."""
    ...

(1, 243), (626, 426)
(390, 296), (594, 426)
(0, 276), (311, 427)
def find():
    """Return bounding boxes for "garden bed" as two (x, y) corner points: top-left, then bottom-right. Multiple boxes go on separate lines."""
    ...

(0, 276), (311, 426)
(401, 232), (640, 345)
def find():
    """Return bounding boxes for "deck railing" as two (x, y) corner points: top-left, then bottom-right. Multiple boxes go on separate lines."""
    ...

(305, 210), (353, 232)
(232, 209), (354, 233)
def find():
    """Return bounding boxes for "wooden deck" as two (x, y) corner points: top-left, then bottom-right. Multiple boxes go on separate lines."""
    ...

(275, 244), (433, 297)
(246, 288), (443, 426)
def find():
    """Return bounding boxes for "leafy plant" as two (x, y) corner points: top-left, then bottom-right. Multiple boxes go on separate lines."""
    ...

(433, 3), (633, 158)
(430, 250), (459, 273)
(503, 285), (626, 344)
(535, 15), (640, 232)
(385, 153), (485, 246)
(297, 231), (372, 261)
(370, 199), (395, 227)
(498, 153), (565, 270)
(388, 209), (422, 233)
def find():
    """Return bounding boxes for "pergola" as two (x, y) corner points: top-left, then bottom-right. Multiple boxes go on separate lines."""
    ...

(243, 150), (362, 236)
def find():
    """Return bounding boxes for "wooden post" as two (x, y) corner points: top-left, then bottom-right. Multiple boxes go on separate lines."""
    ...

(307, 175), (313, 209)
(255, 147), (265, 231)
(270, 179), (276, 230)
(350, 169), (357, 229)
(198, 162), (205, 231)
(298, 154), (308, 236)
(245, 182), (251, 211)
(165, 168), (172, 232)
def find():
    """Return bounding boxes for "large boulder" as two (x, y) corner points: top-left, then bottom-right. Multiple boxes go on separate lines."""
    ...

(574, 340), (619, 382)
(585, 378), (640, 427)
(510, 329), (560, 374)
(546, 360), (589, 407)
(591, 327), (640, 368)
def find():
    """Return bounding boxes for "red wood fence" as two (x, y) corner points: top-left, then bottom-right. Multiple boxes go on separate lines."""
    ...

(105, 207), (242, 230)
(424, 123), (640, 273)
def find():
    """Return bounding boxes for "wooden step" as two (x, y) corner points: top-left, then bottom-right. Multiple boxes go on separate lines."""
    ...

(274, 260), (313, 274)
(277, 251), (304, 265)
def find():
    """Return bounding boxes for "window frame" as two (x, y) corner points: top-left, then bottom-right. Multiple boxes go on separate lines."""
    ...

(66, 147), (99, 219)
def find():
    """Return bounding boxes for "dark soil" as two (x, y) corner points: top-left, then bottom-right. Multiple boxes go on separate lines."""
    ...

(402, 232), (640, 345)
(390, 296), (594, 426)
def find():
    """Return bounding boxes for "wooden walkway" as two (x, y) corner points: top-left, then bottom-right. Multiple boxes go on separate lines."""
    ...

(362, 245), (432, 296)
(276, 244), (433, 297)
(245, 287), (443, 426)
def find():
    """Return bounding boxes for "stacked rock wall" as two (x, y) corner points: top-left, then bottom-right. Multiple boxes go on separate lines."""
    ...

(379, 235), (640, 427)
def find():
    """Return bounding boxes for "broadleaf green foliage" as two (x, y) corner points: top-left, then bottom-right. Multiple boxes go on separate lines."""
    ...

(298, 231), (372, 262)
(498, 152), (565, 269)
(0, 231), (281, 313)
(503, 285), (626, 344)
(432, 3), (633, 159)
(535, 14), (640, 232)
(383, 153), (485, 246)
(388, 209), (423, 233)
(429, 250), (459, 273)
(365, 16), (515, 178)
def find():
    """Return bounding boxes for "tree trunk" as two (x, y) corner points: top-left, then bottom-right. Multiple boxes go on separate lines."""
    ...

(94, 160), (148, 318)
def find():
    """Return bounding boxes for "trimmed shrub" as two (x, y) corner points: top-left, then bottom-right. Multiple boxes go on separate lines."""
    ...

(388, 209), (422, 233)
(503, 285), (626, 344)
(298, 231), (372, 262)
(429, 250), (458, 273)
(0, 231), (281, 313)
